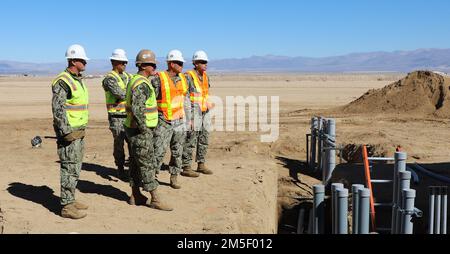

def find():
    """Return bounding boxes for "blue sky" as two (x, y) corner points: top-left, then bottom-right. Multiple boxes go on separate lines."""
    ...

(1, 0), (449, 62)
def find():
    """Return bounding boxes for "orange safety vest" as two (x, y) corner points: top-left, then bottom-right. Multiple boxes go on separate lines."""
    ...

(187, 70), (209, 112)
(157, 71), (188, 121)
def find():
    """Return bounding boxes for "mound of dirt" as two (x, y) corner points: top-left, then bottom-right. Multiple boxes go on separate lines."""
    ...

(341, 144), (390, 163)
(342, 71), (450, 117)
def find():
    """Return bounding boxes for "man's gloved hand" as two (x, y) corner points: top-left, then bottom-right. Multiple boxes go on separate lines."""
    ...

(63, 130), (86, 142)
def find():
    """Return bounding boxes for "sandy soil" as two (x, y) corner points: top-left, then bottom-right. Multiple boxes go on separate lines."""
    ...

(2, 72), (446, 234)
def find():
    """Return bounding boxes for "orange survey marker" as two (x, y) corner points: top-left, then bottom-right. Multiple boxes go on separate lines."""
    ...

(362, 145), (377, 231)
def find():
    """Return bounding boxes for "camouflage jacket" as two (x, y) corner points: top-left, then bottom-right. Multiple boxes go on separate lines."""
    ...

(185, 70), (211, 119)
(102, 72), (127, 116)
(151, 73), (191, 126)
(51, 69), (85, 137)
(130, 77), (156, 134)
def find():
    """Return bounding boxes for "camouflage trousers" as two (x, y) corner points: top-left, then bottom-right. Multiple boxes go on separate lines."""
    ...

(108, 115), (130, 168)
(154, 119), (186, 175)
(126, 128), (158, 192)
(182, 110), (211, 167)
(58, 138), (84, 206)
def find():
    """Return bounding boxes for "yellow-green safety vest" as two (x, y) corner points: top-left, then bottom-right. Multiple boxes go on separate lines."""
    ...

(104, 71), (132, 114)
(124, 74), (158, 128)
(52, 71), (89, 128)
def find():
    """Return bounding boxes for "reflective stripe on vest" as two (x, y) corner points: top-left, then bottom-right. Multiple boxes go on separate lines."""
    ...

(52, 71), (89, 128)
(124, 75), (158, 128)
(187, 70), (209, 112)
(157, 71), (188, 121)
(104, 71), (131, 114)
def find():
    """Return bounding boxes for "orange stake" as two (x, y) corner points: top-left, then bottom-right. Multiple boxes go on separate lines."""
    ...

(362, 145), (377, 232)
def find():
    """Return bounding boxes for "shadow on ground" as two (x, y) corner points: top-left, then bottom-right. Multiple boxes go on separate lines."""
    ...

(275, 156), (321, 182)
(76, 180), (129, 203)
(7, 183), (60, 215)
(82, 163), (120, 182)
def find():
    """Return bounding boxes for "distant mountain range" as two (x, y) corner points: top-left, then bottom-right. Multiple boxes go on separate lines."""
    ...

(1, 48), (449, 75)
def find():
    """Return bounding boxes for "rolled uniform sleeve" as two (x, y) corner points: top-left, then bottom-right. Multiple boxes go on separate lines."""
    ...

(151, 75), (161, 100)
(131, 83), (151, 133)
(52, 80), (73, 137)
(183, 78), (192, 125)
(102, 76), (126, 101)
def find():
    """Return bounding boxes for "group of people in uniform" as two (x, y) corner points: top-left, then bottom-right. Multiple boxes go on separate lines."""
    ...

(51, 44), (213, 219)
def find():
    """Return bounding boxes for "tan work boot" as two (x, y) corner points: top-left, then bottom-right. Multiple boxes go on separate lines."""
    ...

(170, 174), (182, 189)
(197, 162), (213, 175)
(180, 166), (200, 178)
(61, 203), (87, 219)
(128, 186), (149, 206)
(148, 189), (173, 211)
(73, 201), (89, 210)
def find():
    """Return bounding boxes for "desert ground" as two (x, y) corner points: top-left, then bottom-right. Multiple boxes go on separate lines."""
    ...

(0, 72), (448, 234)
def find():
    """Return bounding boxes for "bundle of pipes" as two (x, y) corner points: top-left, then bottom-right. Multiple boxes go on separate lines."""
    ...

(428, 186), (448, 234)
(306, 117), (337, 185)
(390, 152), (422, 234)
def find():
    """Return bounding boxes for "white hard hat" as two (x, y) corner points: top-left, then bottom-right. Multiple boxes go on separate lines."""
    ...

(65, 44), (90, 61)
(167, 49), (185, 63)
(193, 50), (209, 62)
(110, 48), (128, 62)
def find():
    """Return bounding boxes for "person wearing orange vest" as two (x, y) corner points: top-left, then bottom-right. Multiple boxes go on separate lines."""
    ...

(152, 49), (195, 189)
(102, 49), (132, 181)
(182, 50), (213, 175)
(51, 44), (90, 219)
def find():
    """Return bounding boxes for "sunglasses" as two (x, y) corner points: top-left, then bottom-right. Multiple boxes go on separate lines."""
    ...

(196, 60), (208, 65)
(173, 61), (184, 67)
(142, 63), (157, 69)
(74, 59), (87, 65)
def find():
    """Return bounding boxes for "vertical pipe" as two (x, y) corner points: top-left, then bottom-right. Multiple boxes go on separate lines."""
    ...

(358, 188), (371, 234)
(428, 187), (435, 234)
(313, 185), (325, 234)
(323, 119), (336, 185)
(392, 152), (407, 234)
(400, 189), (416, 234)
(396, 171), (411, 234)
(307, 208), (314, 234)
(310, 117), (318, 170)
(331, 183), (344, 234)
(337, 188), (349, 234)
(352, 184), (364, 234)
(434, 187), (441, 234)
(297, 208), (305, 234)
(441, 187), (447, 234)
(317, 117), (323, 173)
(321, 119), (329, 184)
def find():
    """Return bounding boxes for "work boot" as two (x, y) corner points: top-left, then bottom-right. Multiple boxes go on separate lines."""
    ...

(170, 174), (181, 189)
(148, 189), (173, 211)
(117, 165), (129, 181)
(197, 162), (213, 175)
(180, 166), (200, 178)
(128, 186), (148, 206)
(61, 203), (87, 219)
(73, 200), (89, 210)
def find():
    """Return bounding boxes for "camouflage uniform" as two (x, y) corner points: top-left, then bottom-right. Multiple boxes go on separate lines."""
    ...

(125, 77), (158, 192)
(52, 69), (87, 206)
(152, 75), (191, 175)
(102, 73), (130, 169)
(182, 72), (211, 167)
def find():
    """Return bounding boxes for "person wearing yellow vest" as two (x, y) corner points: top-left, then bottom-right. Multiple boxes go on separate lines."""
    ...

(51, 44), (90, 219)
(124, 49), (172, 211)
(182, 50), (214, 175)
(102, 49), (132, 181)
(152, 49), (195, 189)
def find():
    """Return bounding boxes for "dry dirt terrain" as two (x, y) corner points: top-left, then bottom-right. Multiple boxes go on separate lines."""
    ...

(1, 72), (448, 234)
